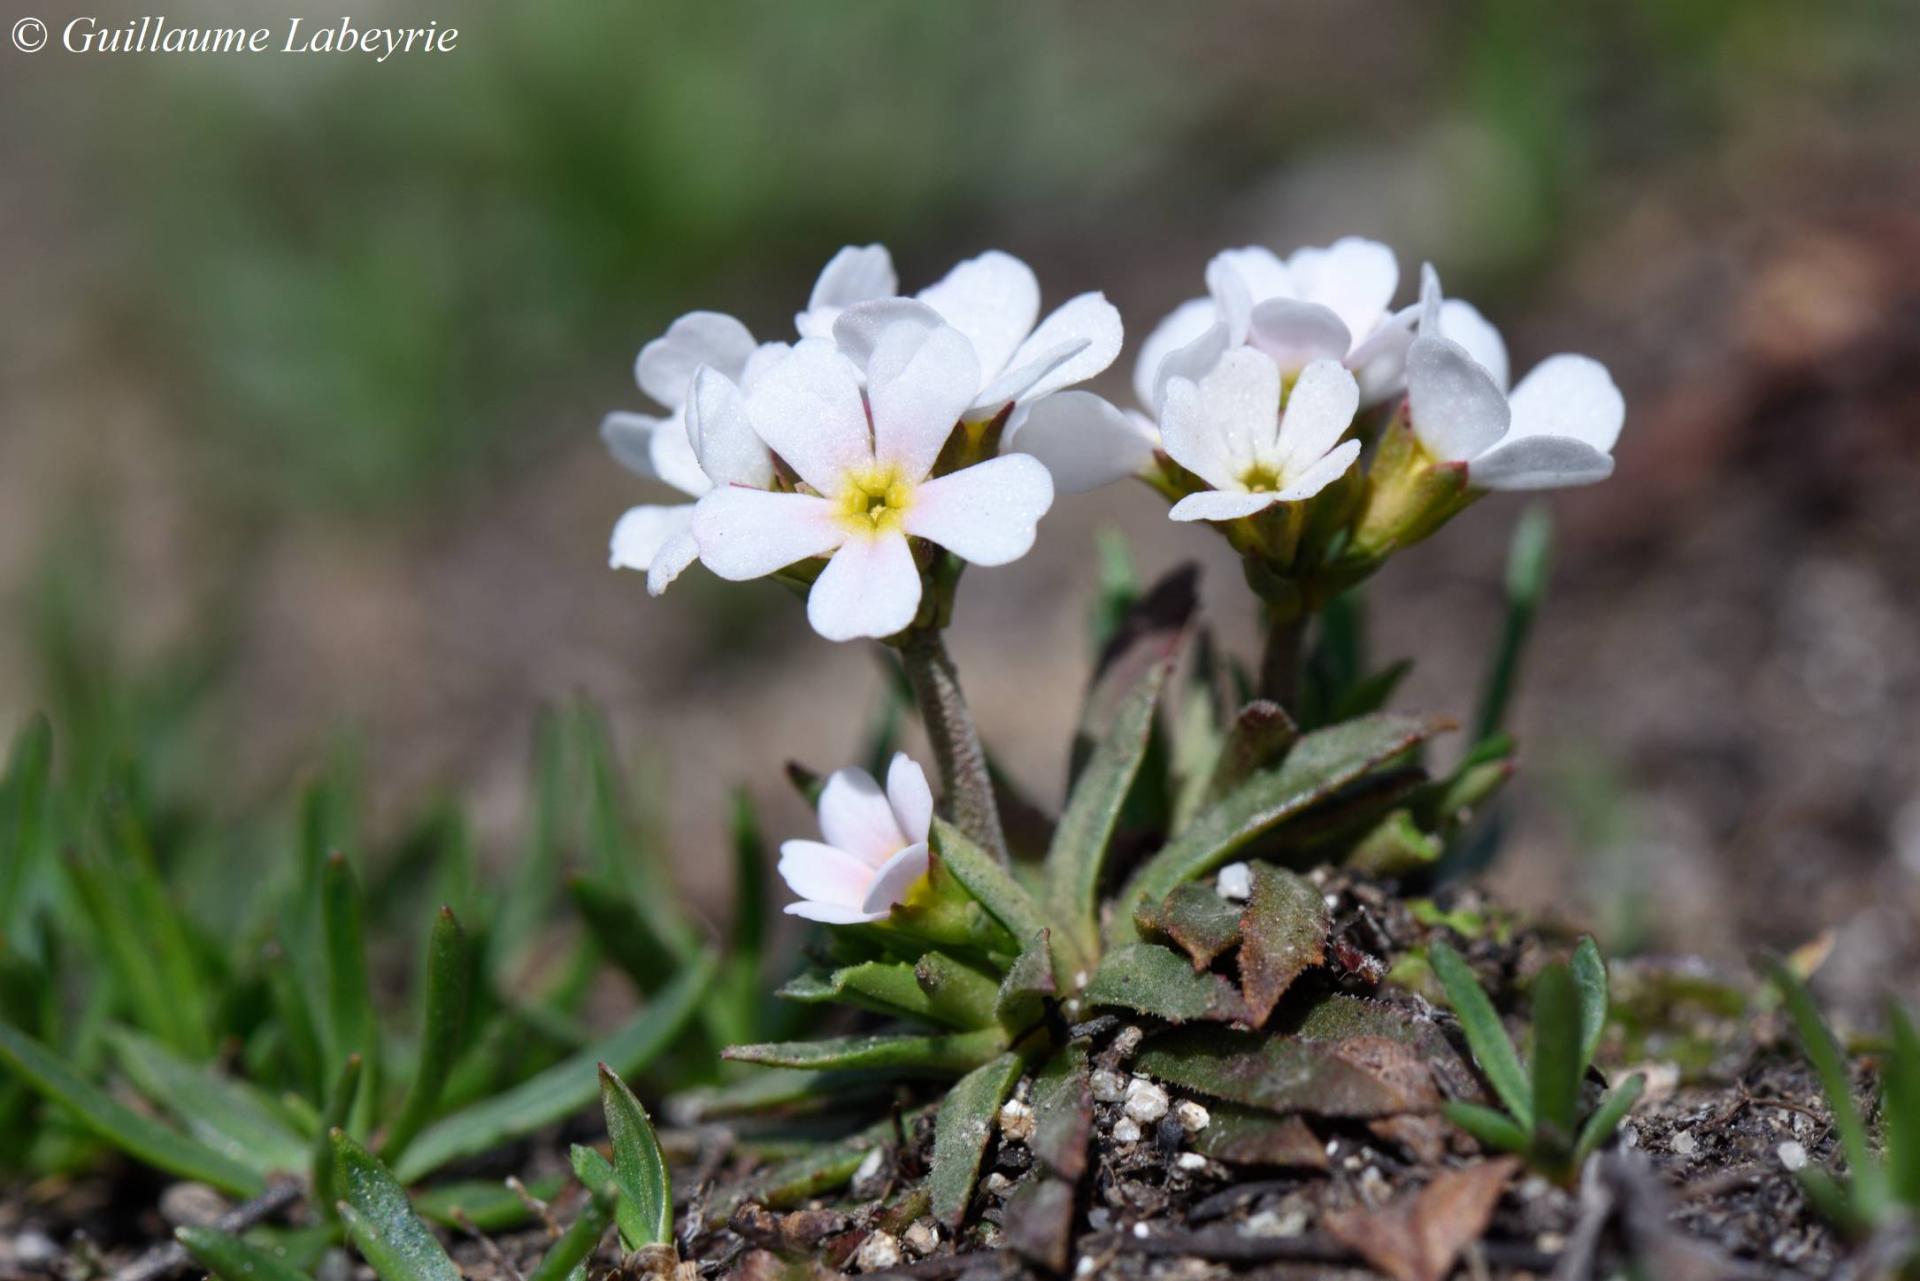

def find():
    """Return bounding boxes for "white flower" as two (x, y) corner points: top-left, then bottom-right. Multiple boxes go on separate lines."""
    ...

(1159, 349), (1362, 522)
(779, 753), (934, 924)
(689, 322), (1055, 642)
(1134, 237), (1411, 414)
(1406, 265), (1624, 490)
(825, 249), (1153, 495)
(602, 312), (787, 595)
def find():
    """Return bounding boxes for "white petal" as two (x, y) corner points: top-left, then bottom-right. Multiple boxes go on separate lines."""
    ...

(1273, 359), (1359, 475)
(1205, 254), (1256, 346)
(1470, 437), (1616, 491)
(1157, 377), (1238, 492)
(1347, 307), (1417, 406)
(885, 754), (934, 844)
(861, 843), (930, 916)
(806, 531), (922, 642)
(973, 339), (1088, 416)
(1133, 297), (1215, 412)
(646, 529), (701, 596)
(1274, 438), (1361, 501)
(832, 298), (944, 375)
(998, 292), (1123, 408)
(601, 412), (662, 479)
(1200, 347), (1285, 473)
(744, 339), (872, 494)
(1287, 237), (1399, 342)
(691, 487), (842, 581)
(610, 504), (696, 572)
(818, 766), (911, 866)
(1212, 247), (1294, 303)
(1150, 321), (1233, 417)
(1246, 299), (1353, 375)
(740, 341), (793, 390)
(1439, 299), (1510, 392)
(686, 368), (773, 489)
(1506, 354), (1624, 453)
(1405, 335), (1510, 464)
(604, 411), (709, 498)
(902, 454), (1053, 567)
(796, 244), (897, 339)
(867, 323), (980, 480)
(1004, 391), (1156, 494)
(1169, 490), (1275, 522)
(917, 251), (1040, 380)
(778, 839), (875, 907)
(635, 312), (756, 409)
(784, 899), (883, 925)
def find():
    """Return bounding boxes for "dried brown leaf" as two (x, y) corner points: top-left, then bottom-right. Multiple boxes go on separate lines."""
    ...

(1322, 1158), (1520, 1281)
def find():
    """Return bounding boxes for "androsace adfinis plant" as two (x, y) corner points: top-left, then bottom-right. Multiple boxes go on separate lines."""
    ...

(599, 236), (1631, 1242)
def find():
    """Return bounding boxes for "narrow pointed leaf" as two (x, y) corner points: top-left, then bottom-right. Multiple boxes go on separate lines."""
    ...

(724, 1028), (1007, 1074)
(312, 1053), (363, 1222)
(1083, 943), (1247, 1025)
(105, 1026), (307, 1177)
(1573, 1072), (1645, 1163)
(526, 1183), (616, 1281)
(380, 907), (472, 1164)
(1528, 964), (1582, 1159)
(930, 1052), (1024, 1227)
(322, 854), (378, 1133)
(600, 1065), (672, 1249)
(1771, 960), (1888, 1219)
(332, 1130), (461, 1281)
(1474, 503), (1552, 742)
(1199, 701), (1298, 814)
(994, 930), (1057, 1033)
(913, 953), (1003, 1029)
(1028, 1045), (1092, 1180)
(176, 1226), (311, 1281)
(932, 818), (1074, 975)
(1429, 941), (1531, 1128)
(1444, 1102), (1531, 1155)
(1886, 1004), (1920, 1206)
(412, 1176), (564, 1231)
(1571, 937), (1608, 1071)
(569, 877), (679, 998)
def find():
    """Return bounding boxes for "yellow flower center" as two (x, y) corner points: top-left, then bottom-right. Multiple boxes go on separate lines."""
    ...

(1239, 462), (1284, 493)
(835, 464), (914, 536)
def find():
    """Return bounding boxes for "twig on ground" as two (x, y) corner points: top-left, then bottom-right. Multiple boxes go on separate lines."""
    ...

(114, 1180), (303, 1281)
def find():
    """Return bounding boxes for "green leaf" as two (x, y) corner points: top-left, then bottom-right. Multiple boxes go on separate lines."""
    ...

(1082, 943), (1246, 1025)
(1028, 1045), (1092, 1180)
(1135, 1026), (1436, 1117)
(332, 1130), (461, 1281)
(1571, 936), (1608, 1072)
(380, 907), (473, 1165)
(412, 1176), (565, 1231)
(1429, 941), (1531, 1128)
(1237, 864), (1329, 1026)
(1044, 651), (1173, 962)
(600, 1064), (672, 1249)
(994, 930), (1057, 1034)
(1771, 960), (1889, 1221)
(718, 788), (768, 1044)
(263, 944), (325, 1103)
(1188, 1105), (1327, 1167)
(741, 1111), (926, 1209)
(723, 1028), (1007, 1074)
(1528, 964), (1582, 1160)
(1473, 503), (1552, 742)
(322, 854), (379, 1132)
(312, 1053), (363, 1223)
(105, 1026), (307, 1178)
(1573, 1072), (1645, 1163)
(63, 850), (195, 1052)
(1444, 1101), (1531, 1155)
(781, 956), (998, 1030)
(0, 1018), (264, 1197)
(569, 877), (680, 999)
(930, 1052), (1024, 1228)
(1346, 809), (1443, 877)
(1197, 701), (1299, 818)
(1885, 1004), (1920, 1207)
(0, 715), (54, 933)
(932, 818), (1074, 975)
(1797, 1165), (1869, 1239)
(394, 952), (713, 1183)
(175, 1226), (312, 1281)
(1136, 883), (1242, 970)
(101, 805), (213, 1059)
(526, 1183), (616, 1281)
(1113, 713), (1450, 941)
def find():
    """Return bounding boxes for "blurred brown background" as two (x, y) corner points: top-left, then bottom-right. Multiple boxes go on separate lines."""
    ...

(3, 0), (1918, 978)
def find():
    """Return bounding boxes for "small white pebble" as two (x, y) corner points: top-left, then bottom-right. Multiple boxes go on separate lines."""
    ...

(1671, 1130), (1698, 1157)
(902, 1221), (939, 1256)
(1537, 1232), (1567, 1253)
(1244, 1206), (1308, 1238)
(1132, 1222), (1151, 1240)
(985, 1172), (1013, 1194)
(1113, 1116), (1143, 1143)
(1778, 1140), (1809, 1171)
(1090, 1068), (1128, 1103)
(1111, 1025), (1144, 1060)
(856, 1231), (902, 1272)
(853, 1148), (886, 1184)
(1358, 1166), (1390, 1201)
(1124, 1077), (1170, 1123)
(1175, 1152), (1209, 1172)
(1075, 1258), (1097, 1278)
(1216, 862), (1252, 900)
(1175, 1100), (1211, 1133)
(1087, 1207), (1112, 1231)
(999, 1097), (1036, 1142)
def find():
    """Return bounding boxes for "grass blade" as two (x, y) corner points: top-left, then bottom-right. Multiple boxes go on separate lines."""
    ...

(1444, 1101), (1531, 1155)
(568, 877), (679, 998)
(380, 907), (473, 1164)
(600, 1064), (672, 1249)
(1886, 1003), (1920, 1207)
(0, 1018), (263, 1197)
(312, 1053), (363, 1223)
(322, 854), (379, 1133)
(723, 1028), (1008, 1074)
(1771, 960), (1889, 1220)
(719, 788), (768, 1043)
(1528, 964), (1582, 1163)
(394, 950), (714, 1184)
(1571, 936), (1608, 1071)
(175, 1226), (310, 1281)
(1429, 941), (1531, 1128)
(930, 1052), (1025, 1228)
(1574, 1072), (1646, 1163)
(526, 1184), (616, 1281)
(411, 1175), (565, 1231)
(332, 1129), (461, 1281)
(0, 715), (54, 934)
(105, 1026), (308, 1177)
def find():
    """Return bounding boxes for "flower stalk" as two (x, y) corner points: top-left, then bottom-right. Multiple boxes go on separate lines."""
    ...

(898, 626), (1008, 865)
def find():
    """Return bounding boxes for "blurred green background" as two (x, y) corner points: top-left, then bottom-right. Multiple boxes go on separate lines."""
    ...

(4, 0), (1919, 981)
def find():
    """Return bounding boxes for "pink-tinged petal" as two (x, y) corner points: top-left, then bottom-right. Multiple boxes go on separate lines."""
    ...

(691, 487), (841, 581)
(1469, 436), (1616, 491)
(1151, 321), (1233, 418)
(806, 531), (922, 642)
(819, 765), (911, 865)
(796, 244), (897, 339)
(778, 839), (877, 907)
(1213, 247), (1294, 304)
(1246, 299), (1352, 374)
(1205, 254), (1256, 346)
(635, 312), (756, 409)
(1169, 490), (1276, 522)
(1405, 335), (1510, 464)
(1133, 297), (1215, 411)
(1506, 354), (1624, 453)
(973, 338), (1088, 417)
(687, 368), (773, 489)
(1158, 377), (1238, 492)
(1274, 438), (1360, 501)
(861, 843), (930, 916)
(744, 339), (872, 493)
(997, 292), (1123, 408)
(902, 454), (1053, 567)
(646, 529), (701, 597)
(1439, 299), (1510, 392)
(917, 251), (1040, 381)
(886, 754), (934, 845)
(1272, 359), (1359, 474)
(1004, 391), (1156, 494)
(832, 298), (944, 374)
(785, 900), (883, 924)
(1287, 237), (1399, 342)
(868, 323), (980, 481)
(610, 504), (696, 572)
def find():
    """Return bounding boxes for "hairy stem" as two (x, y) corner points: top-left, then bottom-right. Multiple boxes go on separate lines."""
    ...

(1258, 607), (1304, 713)
(899, 627), (1008, 864)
